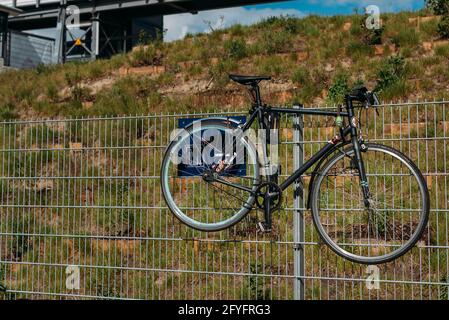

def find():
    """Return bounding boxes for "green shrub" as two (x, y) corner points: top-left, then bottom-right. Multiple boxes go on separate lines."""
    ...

(426, 0), (449, 15)
(438, 15), (449, 39)
(282, 16), (300, 34)
(129, 43), (162, 67)
(71, 85), (92, 102)
(259, 30), (291, 54)
(0, 103), (18, 121)
(367, 27), (384, 45)
(258, 15), (285, 28)
(427, 1), (449, 39)
(224, 39), (247, 59)
(229, 24), (245, 37)
(328, 73), (350, 104)
(375, 55), (406, 93)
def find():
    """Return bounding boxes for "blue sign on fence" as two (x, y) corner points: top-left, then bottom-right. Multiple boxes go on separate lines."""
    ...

(177, 117), (247, 177)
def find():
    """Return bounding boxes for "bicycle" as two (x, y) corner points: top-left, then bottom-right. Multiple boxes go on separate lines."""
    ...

(161, 74), (430, 264)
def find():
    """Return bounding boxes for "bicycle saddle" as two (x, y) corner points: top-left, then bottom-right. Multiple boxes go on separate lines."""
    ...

(229, 74), (271, 86)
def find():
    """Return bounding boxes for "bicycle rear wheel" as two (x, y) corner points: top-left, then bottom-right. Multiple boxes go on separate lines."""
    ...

(310, 143), (430, 264)
(161, 120), (260, 232)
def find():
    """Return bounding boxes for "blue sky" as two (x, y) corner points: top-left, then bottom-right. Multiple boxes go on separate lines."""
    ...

(164, 0), (426, 40)
(250, 0), (424, 16)
(29, 0), (426, 41)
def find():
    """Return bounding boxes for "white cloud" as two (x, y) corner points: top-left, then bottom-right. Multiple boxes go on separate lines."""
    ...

(163, 7), (305, 42)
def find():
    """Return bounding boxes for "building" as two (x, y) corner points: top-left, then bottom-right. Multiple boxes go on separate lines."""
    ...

(0, 0), (287, 68)
(0, 4), (21, 67)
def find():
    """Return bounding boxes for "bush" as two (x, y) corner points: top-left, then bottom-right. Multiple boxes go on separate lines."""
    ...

(129, 44), (162, 67)
(229, 24), (245, 37)
(375, 55), (406, 92)
(438, 15), (449, 39)
(259, 30), (291, 54)
(426, 0), (449, 15)
(328, 73), (350, 104)
(367, 27), (384, 45)
(427, 0), (449, 39)
(224, 39), (247, 59)
(71, 85), (92, 102)
(0, 103), (18, 121)
(283, 16), (300, 34)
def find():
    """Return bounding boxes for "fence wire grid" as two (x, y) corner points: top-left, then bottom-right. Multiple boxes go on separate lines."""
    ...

(0, 101), (448, 300)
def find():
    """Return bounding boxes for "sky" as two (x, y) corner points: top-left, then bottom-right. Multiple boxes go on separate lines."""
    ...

(164, 0), (425, 41)
(28, 0), (426, 41)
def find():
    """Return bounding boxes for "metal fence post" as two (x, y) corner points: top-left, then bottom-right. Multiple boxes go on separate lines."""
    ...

(293, 104), (305, 300)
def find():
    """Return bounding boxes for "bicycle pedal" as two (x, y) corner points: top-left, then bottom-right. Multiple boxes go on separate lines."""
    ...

(257, 222), (272, 233)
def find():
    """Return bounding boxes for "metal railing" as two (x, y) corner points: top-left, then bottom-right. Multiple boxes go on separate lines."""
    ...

(0, 100), (447, 300)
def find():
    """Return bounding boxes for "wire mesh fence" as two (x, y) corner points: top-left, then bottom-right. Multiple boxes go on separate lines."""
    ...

(0, 100), (447, 300)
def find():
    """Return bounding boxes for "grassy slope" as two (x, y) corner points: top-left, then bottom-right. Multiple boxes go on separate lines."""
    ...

(1, 9), (449, 120)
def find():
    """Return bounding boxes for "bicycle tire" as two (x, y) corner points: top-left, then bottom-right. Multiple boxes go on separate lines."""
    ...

(310, 143), (430, 264)
(161, 119), (260, 232)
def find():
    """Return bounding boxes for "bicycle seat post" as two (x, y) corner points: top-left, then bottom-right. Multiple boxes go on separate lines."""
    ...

(251, 83), (262, 107)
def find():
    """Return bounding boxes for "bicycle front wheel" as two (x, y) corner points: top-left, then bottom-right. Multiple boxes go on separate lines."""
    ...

(310, 143), (430, 264)
(161, 120), (260, 232)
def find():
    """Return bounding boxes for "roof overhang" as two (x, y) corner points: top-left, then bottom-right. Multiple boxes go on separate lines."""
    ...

(0, 4), (23, 16)
(9, 0), (289, 21)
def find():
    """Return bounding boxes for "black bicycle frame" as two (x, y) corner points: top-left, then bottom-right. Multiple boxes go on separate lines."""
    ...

(238, 104), (358, 193)
(208, 85), (372, 229)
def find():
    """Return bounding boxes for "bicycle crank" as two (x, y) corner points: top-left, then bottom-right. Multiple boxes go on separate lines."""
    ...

(255, 182), (282, 233)
(255, 181), (283, 211)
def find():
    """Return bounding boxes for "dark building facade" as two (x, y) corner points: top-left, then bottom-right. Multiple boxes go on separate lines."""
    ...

(1, 0), (286, 65)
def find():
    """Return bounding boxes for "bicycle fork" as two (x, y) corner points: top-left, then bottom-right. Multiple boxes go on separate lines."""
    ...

(351, 136), (372, 207)
(346, 99), (372, 207)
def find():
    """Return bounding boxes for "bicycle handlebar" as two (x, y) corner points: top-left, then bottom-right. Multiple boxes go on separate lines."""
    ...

(346, 86), (381, 109)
